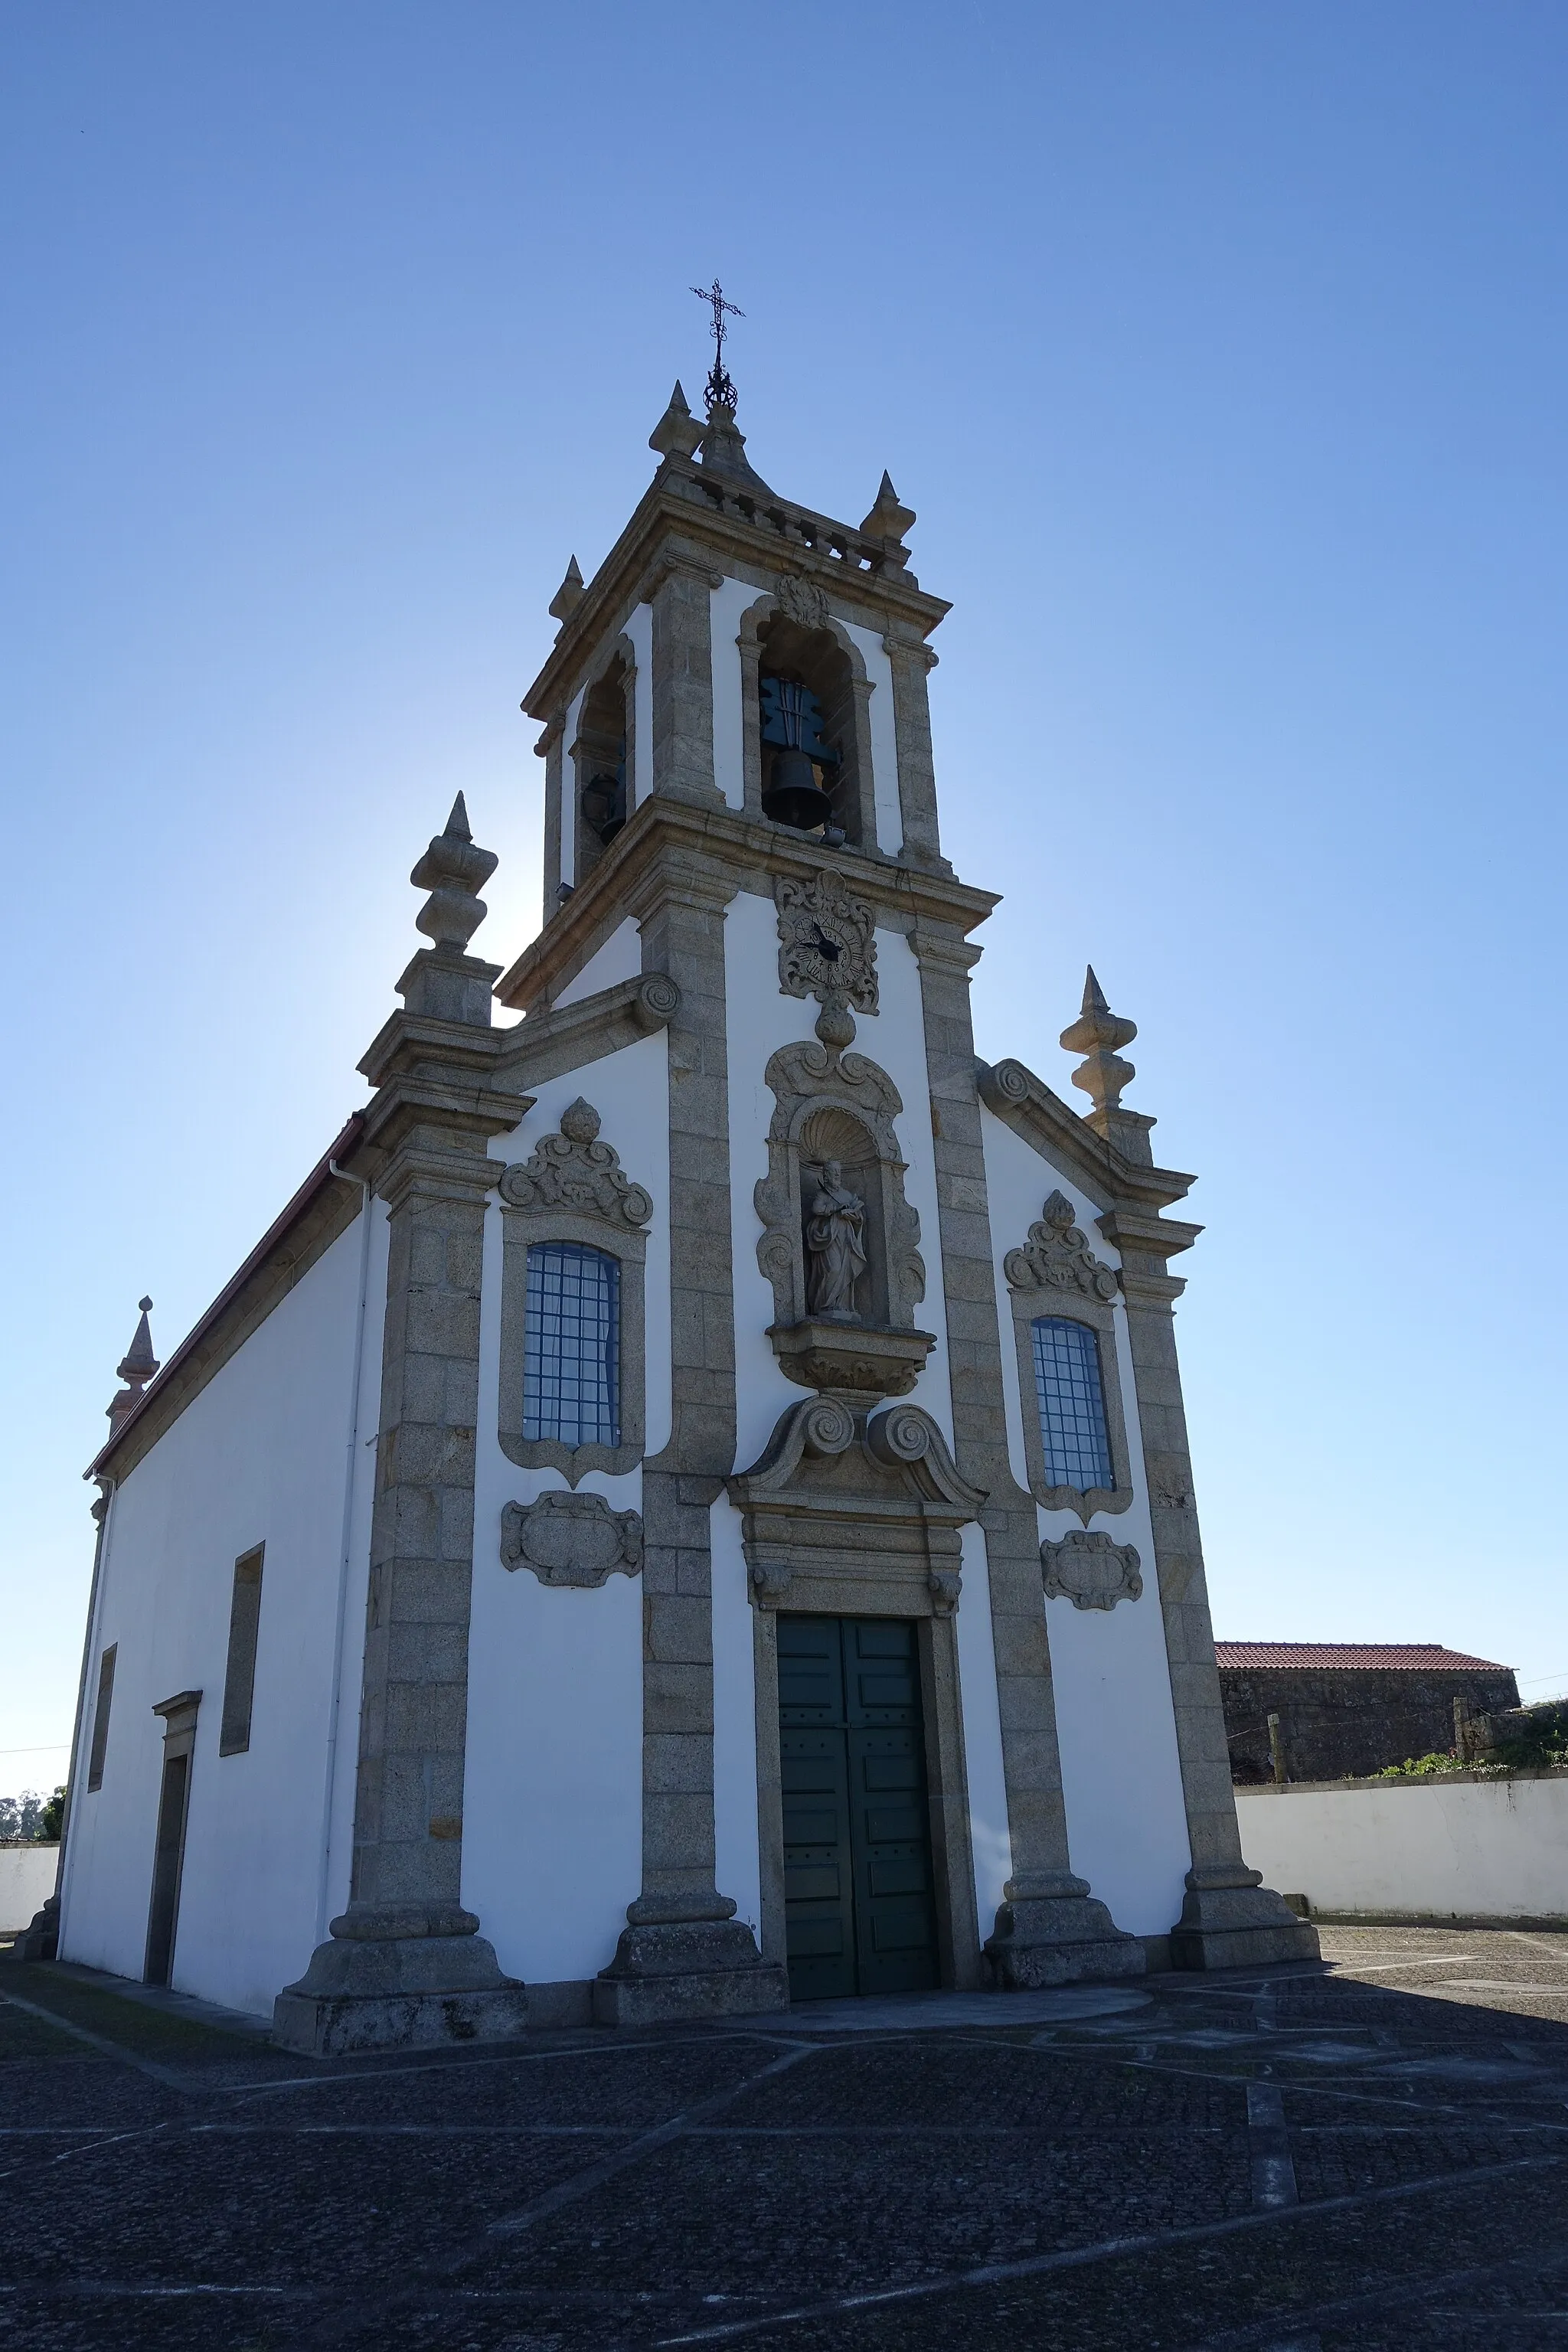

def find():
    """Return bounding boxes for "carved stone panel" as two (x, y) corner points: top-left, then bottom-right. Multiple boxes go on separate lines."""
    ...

(1003, 1191), (1119, 1302)
(501, 1491), (643, 1589)
(774, 871), (878, 1014)
(1040, 1530), (1143, 1612)
(773, 573), (832, 632)
(498, 1098), (653, 1230)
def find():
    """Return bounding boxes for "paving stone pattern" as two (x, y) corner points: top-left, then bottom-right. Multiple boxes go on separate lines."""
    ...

(5, 1926), (1568, 2349)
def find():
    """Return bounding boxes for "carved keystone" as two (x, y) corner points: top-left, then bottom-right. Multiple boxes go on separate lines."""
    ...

(1040, 1530), (1143, 1612)
(501, 1492), (644, 1589)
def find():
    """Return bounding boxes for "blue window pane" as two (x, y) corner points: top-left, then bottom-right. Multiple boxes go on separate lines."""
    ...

(523, 1243), (620, 1448)
(1031, 1317), (1113, 1493)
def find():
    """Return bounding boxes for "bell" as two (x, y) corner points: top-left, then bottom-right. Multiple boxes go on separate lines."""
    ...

(762, 746), (832, 831)
(580, 772), (626, 844)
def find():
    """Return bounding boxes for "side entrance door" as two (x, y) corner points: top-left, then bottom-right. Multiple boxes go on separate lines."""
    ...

(778, 1615), (940, 2001)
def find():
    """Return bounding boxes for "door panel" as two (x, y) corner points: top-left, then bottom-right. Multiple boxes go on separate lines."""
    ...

(779, 1616), (940, 2000)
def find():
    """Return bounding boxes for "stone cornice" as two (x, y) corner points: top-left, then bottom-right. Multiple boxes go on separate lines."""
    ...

(977, 1057), (1202, 1247)
(495, 795), (998, 1014)
(524, 462), (952, 720)
(491, 973), (680, 1091)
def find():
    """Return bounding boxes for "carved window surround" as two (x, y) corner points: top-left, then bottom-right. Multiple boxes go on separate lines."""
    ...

(1003, 1191), (1134, 1525)
(497, 1099), (652, 1485)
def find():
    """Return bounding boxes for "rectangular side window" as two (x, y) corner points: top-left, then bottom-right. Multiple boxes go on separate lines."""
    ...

(86, 1644), (116, 1792)
(1031, 1317), (1115, 1493)
(522, 1242), (621, 1447)
(219, 1546), (265, 1757)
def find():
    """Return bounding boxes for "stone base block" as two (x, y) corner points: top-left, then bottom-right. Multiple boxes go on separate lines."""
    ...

(273, 1984), (531, 2056)
(593, 1916), (789, 2026)
(16, 1897), (59, 1963)
(272, 1927), (528, 2056)
(1170, 1873), (1321, 1972)
(984, 1877), (1146, 1991)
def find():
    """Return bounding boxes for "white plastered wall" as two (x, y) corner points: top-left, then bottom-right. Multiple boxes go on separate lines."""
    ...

(466, 1032), (670, 1984)
(58, 1205), (386, 2015)
(554, 918), (644, 1009)
(981, 1106), (1192, 1935)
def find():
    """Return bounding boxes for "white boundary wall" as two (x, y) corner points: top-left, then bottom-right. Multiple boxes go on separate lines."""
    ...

(1, 1846), (57, 1932)
(1237, 1773), (1568, 1921)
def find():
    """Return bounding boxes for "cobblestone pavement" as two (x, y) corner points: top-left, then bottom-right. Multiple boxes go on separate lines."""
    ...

(4, 1924), (1568, 2350)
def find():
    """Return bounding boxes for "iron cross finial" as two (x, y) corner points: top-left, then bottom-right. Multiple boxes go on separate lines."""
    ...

(690, 277), (744, 412)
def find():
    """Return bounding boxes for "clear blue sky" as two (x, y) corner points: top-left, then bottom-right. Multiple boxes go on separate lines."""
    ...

(4, 3), (1564, 1795)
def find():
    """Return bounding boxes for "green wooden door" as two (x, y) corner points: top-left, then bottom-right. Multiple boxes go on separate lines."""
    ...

(778, 1615), (940, 2001)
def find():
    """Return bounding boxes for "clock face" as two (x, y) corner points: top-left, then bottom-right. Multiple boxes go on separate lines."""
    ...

(774, 873), (880, 1016)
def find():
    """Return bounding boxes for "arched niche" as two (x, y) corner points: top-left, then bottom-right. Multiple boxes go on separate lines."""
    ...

(569, 635), (636, 886)
(737, 593), (877, 850)
(755, 1034), (925, 1341)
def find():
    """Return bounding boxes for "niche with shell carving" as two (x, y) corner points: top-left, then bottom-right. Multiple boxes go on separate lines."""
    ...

(755, 1030), (932, 1400)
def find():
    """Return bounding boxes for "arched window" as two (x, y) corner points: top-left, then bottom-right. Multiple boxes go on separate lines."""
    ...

(523, 1242), (620, 1448)
(1030, 1317), (1113, 1494)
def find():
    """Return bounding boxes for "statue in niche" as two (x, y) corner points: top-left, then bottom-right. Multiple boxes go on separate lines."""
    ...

(805, 1161), (867, 1321)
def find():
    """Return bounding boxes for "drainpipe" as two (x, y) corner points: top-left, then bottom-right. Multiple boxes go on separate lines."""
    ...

(316, 1160), (375, 1942)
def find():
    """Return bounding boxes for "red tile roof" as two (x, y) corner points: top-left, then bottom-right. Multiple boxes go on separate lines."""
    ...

(1216, 1642), (1513, 1673)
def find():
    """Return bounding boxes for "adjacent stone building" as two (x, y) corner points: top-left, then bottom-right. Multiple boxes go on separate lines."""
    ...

(1219, 1643), (1521, 1783)
(51, 367), (1315, 2050)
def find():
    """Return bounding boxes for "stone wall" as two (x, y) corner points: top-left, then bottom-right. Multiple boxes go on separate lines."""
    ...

(1221, 1664), (1521, 1784)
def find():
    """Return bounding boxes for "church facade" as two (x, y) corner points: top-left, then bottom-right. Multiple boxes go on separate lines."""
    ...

(54, 378), (1315, 2050)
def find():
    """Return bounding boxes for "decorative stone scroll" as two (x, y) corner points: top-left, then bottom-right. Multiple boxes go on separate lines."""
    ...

(774, 871), (878, 1014)
(500, 1492), (643, 1589)
(773, 573), (832, 632)
(729, 1397), (986, 1620)
(1040, 1530), (1143, 1612)
(498, 1099), (652, 1230)
(1003, 1191), (1119, 1302)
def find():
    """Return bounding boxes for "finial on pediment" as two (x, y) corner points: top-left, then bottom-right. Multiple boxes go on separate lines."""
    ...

(1060, 965), (1137, 1117)
(394, 795), (502, 1024)
(861, 470), (916, 544)
(411, 794), (497, 955)
(649, 381), (703, 461)
(548, 556), (585, 622)
(108, 1297), (158, 1428)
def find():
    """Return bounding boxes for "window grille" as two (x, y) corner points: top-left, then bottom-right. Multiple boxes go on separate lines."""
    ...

(523, 1242), (620, 1448)
(1031, 1318), (1114, 1493)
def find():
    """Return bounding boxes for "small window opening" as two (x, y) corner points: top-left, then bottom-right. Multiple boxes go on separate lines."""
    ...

(87, 1644), (116, 1792)
(1031, 1318), (1114, 1493)
(220, 1547), (265, 1757)
(523, 1242), (621, 1448)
